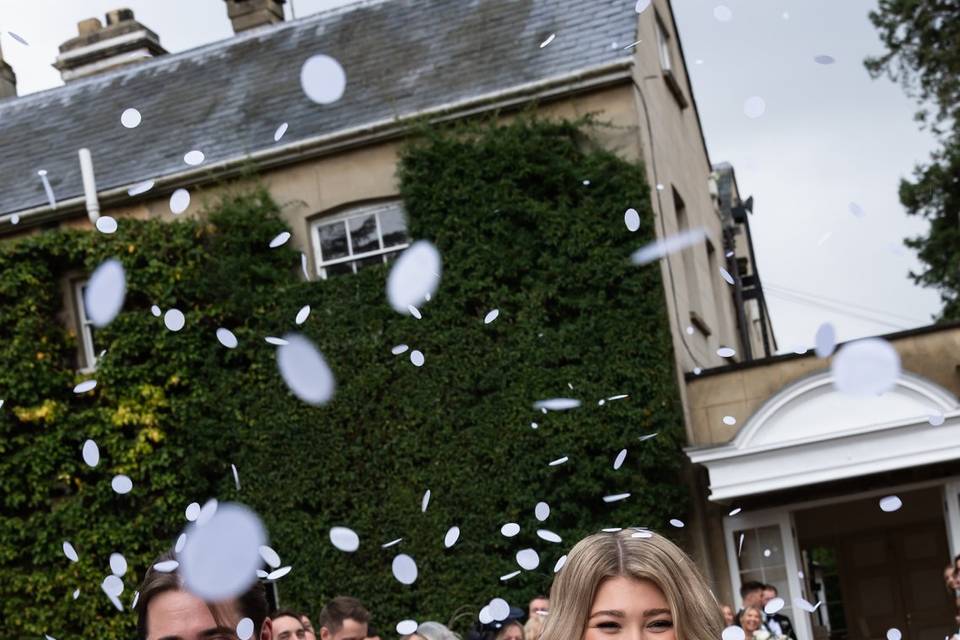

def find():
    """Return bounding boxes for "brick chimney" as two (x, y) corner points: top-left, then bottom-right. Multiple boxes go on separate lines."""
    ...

(54, 9), (167, 82)
(224, 0), (286, 34)
(0, 41), (16, 99)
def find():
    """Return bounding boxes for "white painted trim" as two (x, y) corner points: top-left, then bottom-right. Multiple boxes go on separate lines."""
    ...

(309, 200), (409, 279)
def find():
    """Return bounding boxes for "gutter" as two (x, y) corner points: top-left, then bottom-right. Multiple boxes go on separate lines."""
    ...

(1, 59), (634, 232)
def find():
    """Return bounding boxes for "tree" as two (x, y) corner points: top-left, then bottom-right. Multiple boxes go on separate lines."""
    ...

(865, 0), (960, 318)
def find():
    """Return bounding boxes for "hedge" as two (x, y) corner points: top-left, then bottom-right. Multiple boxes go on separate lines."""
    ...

(0, 118), (689, 638)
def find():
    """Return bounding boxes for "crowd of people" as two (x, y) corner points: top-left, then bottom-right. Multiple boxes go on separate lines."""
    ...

(718, 582), (795, 640)
(134, 530), (770, 640)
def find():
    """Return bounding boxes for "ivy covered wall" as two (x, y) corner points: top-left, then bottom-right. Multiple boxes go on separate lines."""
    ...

(0, 119), (689, 638)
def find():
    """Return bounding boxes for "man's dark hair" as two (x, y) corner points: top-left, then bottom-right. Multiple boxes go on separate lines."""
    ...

(272, 608), (306, 623)
(366, 624), (380, 638)
(740, 580), (765, 598)
(136, 549), (269, 640)
(318, 596), (371, 634)
(763, 584), (779, 595)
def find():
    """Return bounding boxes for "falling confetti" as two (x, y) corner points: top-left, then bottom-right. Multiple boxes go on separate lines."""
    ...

(63, 541), (79, 562)
(259, 546), (281, 568)
(539, 33), (556, 48)
(397, 621), (418, 636)
(295, 305), (310, 325)
(500, 570), (521, 581)
(181, 503), (266, 601)
(120, 108), (141, 129)
(269, 231), (291, 248)
(717, 346), (736, 358)
(764, 598), (785, 615)
(74, 380), (97, 394)
(392, 554), (418, 585)
(387, 241), (442, 313)
(484, 309), (500, 324)
(277, 334), (336, 405)
(624, 208), (641, 232)
(185, 502), (201, 522)
(501, 523), (520, 537)
(722, 416), (736, 426)
(554, 555), (567, 572)
(743, 96), (766, 119)
(330, 527), (360, 552)
(96, 216), (118, 234)
(832, 338), (900, 396)
(110, 553), (127, 577)
(516, 548), (540, 570)
(722, 626), (745, 640)
(815, 322), (836, 358)
(170, 189), (190, 215)
(267, 566), (291, 581)
(391, 344), (409, 355)
(537, 529), (561, 543)
(535, 501), (550, 521)
(634, 0), (652, 13)
(849, 202), (865, 217)
(38, 169), (57, 209)
(631, 228), (707, 265)
(929, 414), (946, 426)
(300, 54), (347, 104)
(237, 618), (255, 640)
(533, 398), (581, 411)
(444, 526), (460, 548)
(613, 449), (627, 470)
(128, 179), (155, 196)
(548, 456), (568, 466)
(887, 630), (902, 640)
(164, 309), (186, 332)
(410, 350), (425, 367)
(183, 150), (205, 166)
(814, 54), (836, 65)
(603, 493), (631, 503)
(719, 267), (735, 284)
(82, 440), (99, 467)
(274, 123), (289, 142)
(728, 507), (742, 516)
(85, 259), (126, 327)
(216, 328), (238, 349)
(421, 489), (431, 513)
(111, 475), (133, 494)
(669, 518), (685, 528)
(879, 495), (902, 512)
(7, 31), (28, 45)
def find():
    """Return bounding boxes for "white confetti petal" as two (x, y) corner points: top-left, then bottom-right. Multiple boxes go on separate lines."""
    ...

(719, 267), (736, 285)
(392, 344), (409, 355)
(603, 493), (630, 503)
(764, 597), (785, 615)
(814, 54), (836, 65)
(265, 336), (289, 346)
(634, 0), (652, 13)
(397, 621), (418, 636)
(85, 258), (126, 327)
(501, 522), (520, 537)
(269, 231), (291, 248)
(887, 630), (901, 640)
(490, 598), (511, 621)
(238, 618), (255, 640)
(73, 588), (80, 600)
(120, 108), (141, 128)
(535, 501), (550, 522)
(82, 439), (100, 467)
(295, 305), (310, 325)
(722, 626), (745, 640)
(259, 545), (281, 569)
(624, 208), (641, 232)
(231, 464), (241, 491)
(277, 334), (335, 405)
(815, 322), (836, 358)
(639, 432), (659, 441)
(533, 398), (580, 411)
(410, 350), (425, 367)
(484, 309), (500, 324)
(111, 475), (133, 494)
(722, 416), (736, 426)
(196, 499), (219, 526)
(267, 566), (292, 580)
(382, 538), (403, 548)
(110, 552), (127, 576)
(879, 495), (902, 512)
(330, 527), (360, 552)
(216, 328), (238, 349)
(274, 123), (289, 142)
(387, 241), (442, 313)
(300, 54), (347, 104)
(63, 541), (79, 562)
(150, 305), (161, 317)
(8, 31), (28, 45)
(929, 413), (946, 426)
(669, 518), (685, 528)
(728, 507), (742, 516)
(554, 554), (567, 572)
(164, 309), (185, 332)
(185, 502), (201, 522)
(408, 305), (422, 319)
(444, 526), (460, 548)
(170, 189), (190, 215)
(184, 150), (204, 166)
(743, 96), (766, 118)
(613, 449), (627, 470)
(793, 597), (820, 613)
(500, 570), (522, 581)
(392, 553), (418, 585)
(128, 179), (155, 196)
(421, 489), (431, 513)
(631, 228), (707, 265)
(175, 533), (187, 553)
(540, 33), (555, 48)
(537, 529), (562, 543)
(102, 574), (124, 597)
(181, 503), (266, 601)
(548, 456), (569, 466)
(717, 346), (736, 358)
(153, 560), (180, 573)
(96, 216), (118, 234)
(516, 548), (540, 570)
(832, 338), (900, 396)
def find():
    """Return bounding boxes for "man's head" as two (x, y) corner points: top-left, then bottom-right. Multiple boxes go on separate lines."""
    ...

(528, 596), (549, 619)
(272, 610), (306, 640)
(761, 584), (778, 608)
(136, 550), (273, 640)
(318, 596), (370, 640)
(740, 581), (765, 609)
(302, 614), (318, 640)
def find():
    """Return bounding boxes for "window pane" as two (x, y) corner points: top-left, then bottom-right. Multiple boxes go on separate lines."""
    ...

(349, 214), (380, 255)
(355, 255), (385, 272)
(379, 207), (409, 248)
(324, 261), (354, 278)
(318, 221), (349, 260)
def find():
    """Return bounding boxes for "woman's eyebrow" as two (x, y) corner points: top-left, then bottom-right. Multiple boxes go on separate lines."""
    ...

(589, 609), (625, 618)
(644, 609), (672, 617)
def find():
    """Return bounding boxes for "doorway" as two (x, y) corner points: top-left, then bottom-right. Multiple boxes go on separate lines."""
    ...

(794, 487), (954, 640)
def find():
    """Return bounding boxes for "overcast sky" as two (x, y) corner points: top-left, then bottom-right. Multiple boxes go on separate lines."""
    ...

(0, 0), (943, 352)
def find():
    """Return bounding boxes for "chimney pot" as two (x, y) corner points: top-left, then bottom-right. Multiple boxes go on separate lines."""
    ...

(77, 18), (103, 37)
(105, 8), (135, 26)
(0, 41), (16, 100)
(223, 0), (286, 34)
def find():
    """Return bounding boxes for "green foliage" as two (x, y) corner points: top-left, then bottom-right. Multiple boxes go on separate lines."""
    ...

(0, 119), (687, 638)
(866, 0), (960, 319)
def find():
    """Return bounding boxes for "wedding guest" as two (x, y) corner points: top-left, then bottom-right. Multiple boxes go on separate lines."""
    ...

(736, 582), (765, 626)
(318, 596), (370, 640)
(495, 621), (524, 640)
(136, 549), (273, 640)
(721, 605), (735, 627)
(271, 610), (306, 640)
(740, 607), (764, 640)
(540, 529), (722, 640)
(761, 585), (794, 639)
(415, 621), (462, 640)
(303, 614), (318, 640)
(524, 612), (545, 640)
(528, 596), (549, 621)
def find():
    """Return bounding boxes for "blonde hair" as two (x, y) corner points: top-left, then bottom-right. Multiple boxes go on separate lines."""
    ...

(540, 530), (722, 640)
(495, 621), (524, 640)
(524, 613), (545, 640)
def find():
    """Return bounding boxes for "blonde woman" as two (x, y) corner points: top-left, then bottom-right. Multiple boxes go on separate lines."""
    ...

(740, 606), (768, 640)
(541, 530), (723, 640)
(524, 612), (545, 640)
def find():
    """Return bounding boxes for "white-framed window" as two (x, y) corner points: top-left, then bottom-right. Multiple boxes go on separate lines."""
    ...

(74, 280), (97, 372)
(655, 16), (673, 72)
(310, 201), (410, 279)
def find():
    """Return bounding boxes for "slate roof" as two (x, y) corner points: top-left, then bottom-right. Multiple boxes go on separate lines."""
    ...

(0, 0), (638, 217)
